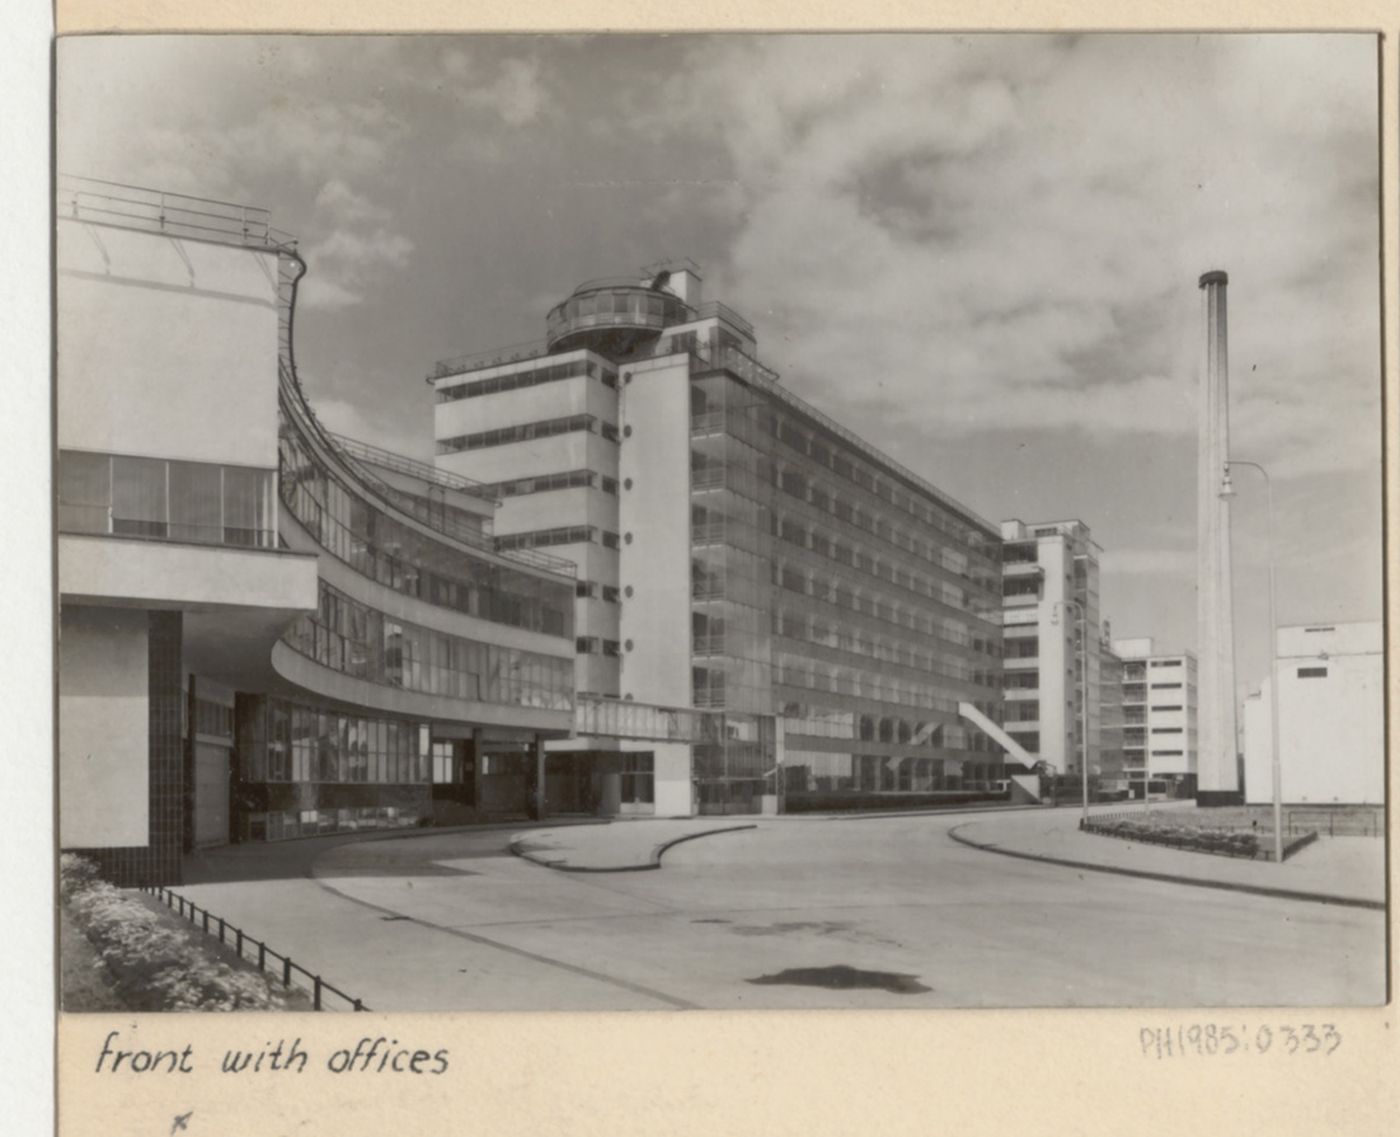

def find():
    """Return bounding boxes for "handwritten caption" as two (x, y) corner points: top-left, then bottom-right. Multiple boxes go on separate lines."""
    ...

(95, 1030), (449, 1076)
(1139, 1024), (1341, 1059)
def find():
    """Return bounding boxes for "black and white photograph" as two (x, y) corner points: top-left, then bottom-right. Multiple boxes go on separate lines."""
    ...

(53, 31), (1385, 1017)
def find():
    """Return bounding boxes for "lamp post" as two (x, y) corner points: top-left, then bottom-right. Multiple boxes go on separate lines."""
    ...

(1222, 459), (1282, 864)
(1055, 599), (1091, 827)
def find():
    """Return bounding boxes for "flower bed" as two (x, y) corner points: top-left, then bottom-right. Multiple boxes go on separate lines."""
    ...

(1081, 818), (1262, 859)
(61, 854), (290, 1012)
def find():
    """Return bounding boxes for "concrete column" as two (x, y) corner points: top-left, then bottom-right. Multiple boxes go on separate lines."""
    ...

(1196, 270), (1241, 804)
(470, 728), (483, 812)
(533, 733), (547, 820)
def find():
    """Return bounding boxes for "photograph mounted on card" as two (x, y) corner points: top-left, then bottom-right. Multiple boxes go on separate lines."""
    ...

(54, 31), (1385, 1020)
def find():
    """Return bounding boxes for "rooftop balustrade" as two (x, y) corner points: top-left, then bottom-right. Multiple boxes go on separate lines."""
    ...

(58, 174), (296, 251)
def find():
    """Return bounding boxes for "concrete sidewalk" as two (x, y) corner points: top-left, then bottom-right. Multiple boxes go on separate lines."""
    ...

(951, 807), (1385, 908)
(510, 819), (761, 871)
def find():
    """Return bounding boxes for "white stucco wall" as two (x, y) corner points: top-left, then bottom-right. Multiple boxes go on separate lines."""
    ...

(1243, 648), (1384, 805)
(60, 533), (319, 615)
(59, 606), (149, 848)
(57, 219), (282, 468)
(616, 357), (693, 708)
(650, 741), (694, 816)
(1035, 538), (1070, 771)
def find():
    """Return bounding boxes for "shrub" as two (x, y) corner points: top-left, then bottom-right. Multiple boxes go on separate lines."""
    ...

(61, 855), (287, 1012)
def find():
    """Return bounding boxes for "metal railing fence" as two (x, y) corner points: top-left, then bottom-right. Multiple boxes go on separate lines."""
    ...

(328, 432), (493, 498)
(142, 885), (369, 1012)
(59, 174), (296, 252)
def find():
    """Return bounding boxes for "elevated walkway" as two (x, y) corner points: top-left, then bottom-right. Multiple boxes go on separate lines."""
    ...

(957, 701), (1043, 804)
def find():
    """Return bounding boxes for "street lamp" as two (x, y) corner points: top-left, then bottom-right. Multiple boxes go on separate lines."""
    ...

(1222, 459), (1282, 864)
(1054, 599), (1091, 826)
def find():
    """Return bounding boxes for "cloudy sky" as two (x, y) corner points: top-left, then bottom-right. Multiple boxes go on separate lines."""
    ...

(58, 33), (1382, 692)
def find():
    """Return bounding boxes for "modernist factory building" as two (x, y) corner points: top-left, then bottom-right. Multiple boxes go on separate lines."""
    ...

(430, 263), (1010, 817)
(67, 178), (1381, 886)
(57, 179), (578, 884)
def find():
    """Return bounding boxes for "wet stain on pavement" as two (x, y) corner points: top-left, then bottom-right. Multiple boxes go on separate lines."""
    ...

(747, 965), (931, 994)
(731, 920), (853, 937)
(728, 920), (901, 947)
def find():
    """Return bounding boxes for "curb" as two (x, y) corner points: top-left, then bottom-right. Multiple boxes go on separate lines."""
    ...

(510, 824), (759, 873)
(947, 824), (1386, 911)
(821, 802), (1046, 822)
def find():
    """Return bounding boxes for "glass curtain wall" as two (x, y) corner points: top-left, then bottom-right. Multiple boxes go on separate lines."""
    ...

(696, 347), (1004, 807)
(279, 420), (573, 638)
(282, 580), (574, 711)
(689, 368), (778, 814)
(57, 450), (278, 548)
(236, 694), (434, 841)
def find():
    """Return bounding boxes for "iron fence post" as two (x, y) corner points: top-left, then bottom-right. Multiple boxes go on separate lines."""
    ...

(314, 977), (323, 1011)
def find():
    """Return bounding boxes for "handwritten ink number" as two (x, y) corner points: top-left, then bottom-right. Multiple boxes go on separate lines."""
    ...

(1218, 1026), (1239, 1055)
(1281, 1027), (1300, 1055)
(1322, 1024), (1342, 1055)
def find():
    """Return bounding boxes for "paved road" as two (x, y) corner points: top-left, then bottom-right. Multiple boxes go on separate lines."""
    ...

(172, 811), (1386, 1011)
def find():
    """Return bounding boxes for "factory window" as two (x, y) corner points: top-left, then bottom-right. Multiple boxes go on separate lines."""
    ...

(436, 413), (598, 454)
(620, 753), (654, 804)
(1297, 666), (1329, 679)
(497, 526), (594, 551)
(1150, 682), (1182, 689)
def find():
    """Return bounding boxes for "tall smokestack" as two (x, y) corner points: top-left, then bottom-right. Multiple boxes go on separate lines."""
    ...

(1196, 270), (1240, 805)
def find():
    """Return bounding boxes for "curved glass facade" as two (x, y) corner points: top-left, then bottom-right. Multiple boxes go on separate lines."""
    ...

(279, 423), (574, 639)
(283, 580), (573, 711)
(545, 285), (689, 350)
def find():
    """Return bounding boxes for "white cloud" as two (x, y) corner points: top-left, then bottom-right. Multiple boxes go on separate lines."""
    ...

(299, 180), (415, 311)
(305, 395), (432, 462)
(434, 53), (550, 126)
(651, 35), (1378, 485)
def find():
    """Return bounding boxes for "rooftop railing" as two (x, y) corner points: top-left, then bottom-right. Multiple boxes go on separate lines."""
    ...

(429, 340), (551, 381)
(278, 360), (574, 577)
(327, 432), (495, 500)
(58, 174), (296, 251)
(430, 291), (758, 382)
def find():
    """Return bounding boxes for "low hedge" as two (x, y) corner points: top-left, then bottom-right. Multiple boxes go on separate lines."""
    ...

(1082, 819), (1261, 860)
(61, 854), (289, 1012)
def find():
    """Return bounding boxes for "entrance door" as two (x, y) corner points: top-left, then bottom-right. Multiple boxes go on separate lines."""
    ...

(193, 741), (230, 848)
